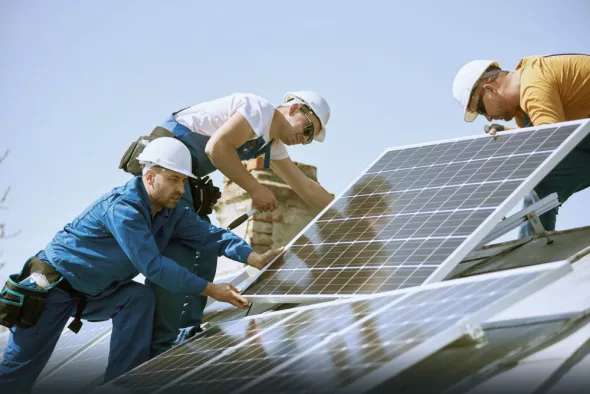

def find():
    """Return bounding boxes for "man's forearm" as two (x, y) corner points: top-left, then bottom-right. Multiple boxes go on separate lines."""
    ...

(206, 140), (260, 193)
(300, 179), (334, 211)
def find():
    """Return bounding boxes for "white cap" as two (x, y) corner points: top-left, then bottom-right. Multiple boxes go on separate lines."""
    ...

(452, 60), (500, 122)
(136, 137), (197, 179)
(283, 91), (330, 142)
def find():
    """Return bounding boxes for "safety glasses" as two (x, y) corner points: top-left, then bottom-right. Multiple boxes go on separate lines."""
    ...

(299, 108), (315, 145)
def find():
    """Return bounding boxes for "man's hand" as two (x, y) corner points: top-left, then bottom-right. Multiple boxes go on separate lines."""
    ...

(484, 123), (506, 137)
(247, 247), (285, 270)
(250, 185), (278, 212)
(201, 282), (250, 309)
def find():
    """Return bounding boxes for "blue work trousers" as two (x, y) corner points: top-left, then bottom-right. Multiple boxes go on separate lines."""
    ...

(0, 282), (155, 393)
(519, 135), (590, 238)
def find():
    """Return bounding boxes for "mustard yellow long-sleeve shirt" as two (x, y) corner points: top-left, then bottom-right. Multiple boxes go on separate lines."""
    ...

(514, 54), (590, 128)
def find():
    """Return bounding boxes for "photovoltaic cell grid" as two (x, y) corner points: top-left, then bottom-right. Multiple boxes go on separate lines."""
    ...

(34, 331), (112, 394)
(159, 298), (395, 394)
(244, 123), (585, 298)
(109, 262), (568, 394)
(107, 312), (297, 393)
(38, 319), (112, 379)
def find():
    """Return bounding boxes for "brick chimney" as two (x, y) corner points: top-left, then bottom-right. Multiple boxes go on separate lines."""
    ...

(214, 157), (327, 276)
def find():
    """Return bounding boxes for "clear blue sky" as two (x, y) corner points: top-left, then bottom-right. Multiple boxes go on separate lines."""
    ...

(1, 0), (589, 275)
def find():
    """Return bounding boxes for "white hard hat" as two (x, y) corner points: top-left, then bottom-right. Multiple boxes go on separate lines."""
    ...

(283, 91), (330, 142)
(452, 60), (500, 122)
(136, 137), (197, 179)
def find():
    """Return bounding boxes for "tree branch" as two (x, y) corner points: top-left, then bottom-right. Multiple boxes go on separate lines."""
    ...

(1, 186), (10, 204)
(0, 230), (22, 240)
(0, 150), (7, 165)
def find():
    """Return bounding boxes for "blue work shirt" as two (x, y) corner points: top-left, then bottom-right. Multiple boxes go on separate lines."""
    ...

(41, 177), (253, 297)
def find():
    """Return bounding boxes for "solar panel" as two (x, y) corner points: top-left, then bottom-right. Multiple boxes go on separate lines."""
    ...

(201, 302), (250, 326)
(104, 311), (298, 393)
(200, 301), (286, 330)
(33, 329), (112, 393)
(38, 319), (112, 379)
(242, 121), (590, 302)
(159, 297), (398, 394)
(102, 261), (569, 394)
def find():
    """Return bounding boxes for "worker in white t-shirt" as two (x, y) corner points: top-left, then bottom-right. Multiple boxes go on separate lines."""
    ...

(120, 91), (334, 356)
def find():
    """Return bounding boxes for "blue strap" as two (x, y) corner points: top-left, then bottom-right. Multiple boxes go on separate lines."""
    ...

(263, 142), (271, 168)
(523, 114), (532, 127)
(249, 136), (272, 168)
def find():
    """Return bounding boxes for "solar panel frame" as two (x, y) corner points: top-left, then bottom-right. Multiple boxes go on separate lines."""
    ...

(201, 302), (250, 326)
(200, 301), (284, 329)
(241, 120), (590, 303)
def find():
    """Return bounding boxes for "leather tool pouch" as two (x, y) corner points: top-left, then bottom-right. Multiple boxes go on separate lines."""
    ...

(119, 127), (176, 176)
(189, 176), (221, 216)
(0, 256), (62, 329)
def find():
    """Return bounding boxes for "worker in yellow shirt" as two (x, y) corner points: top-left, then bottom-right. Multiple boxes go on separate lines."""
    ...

(452, 54), (590, 238)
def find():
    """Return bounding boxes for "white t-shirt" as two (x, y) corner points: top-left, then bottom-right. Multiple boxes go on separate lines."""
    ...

(173, 93), (289, 161)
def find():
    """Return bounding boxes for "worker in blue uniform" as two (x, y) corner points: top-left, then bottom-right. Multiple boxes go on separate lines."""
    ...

(0, 137), (282, 393)
(120, 91), (335, 355)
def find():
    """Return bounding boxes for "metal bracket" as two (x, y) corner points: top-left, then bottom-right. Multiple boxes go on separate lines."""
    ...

(478, 193), (559, 247)
(525, 212), (554, 244)
(526, 211), (547, 235)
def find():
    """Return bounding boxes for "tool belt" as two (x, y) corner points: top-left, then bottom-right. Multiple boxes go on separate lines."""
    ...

(119, 127), (221, 215)
(119, 127), (177, 176)
(0, 256), (89, 334)
(189, 176), (221, 216)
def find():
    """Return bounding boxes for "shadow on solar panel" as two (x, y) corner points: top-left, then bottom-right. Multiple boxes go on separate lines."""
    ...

(241, 121), (590, 303)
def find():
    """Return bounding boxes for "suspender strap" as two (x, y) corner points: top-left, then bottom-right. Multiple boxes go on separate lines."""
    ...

(57, 278), (88, 334)
(263, 143), (271, 168)
(68, 293), (87, 334)
(523, 114), (532, 128)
